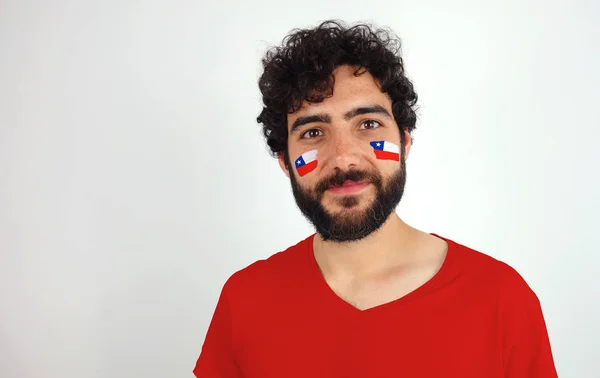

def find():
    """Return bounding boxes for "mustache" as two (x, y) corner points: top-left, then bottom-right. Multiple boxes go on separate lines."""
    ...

(314, 169), (380, 194)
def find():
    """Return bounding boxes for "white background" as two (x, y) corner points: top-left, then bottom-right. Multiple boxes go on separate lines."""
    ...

(1, 0), (598, 377)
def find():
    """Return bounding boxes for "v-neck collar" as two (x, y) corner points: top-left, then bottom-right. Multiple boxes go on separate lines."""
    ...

(305, 232), (457, 316)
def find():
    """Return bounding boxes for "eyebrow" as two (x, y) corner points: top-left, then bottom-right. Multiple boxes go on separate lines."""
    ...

(290, 104), (393, 133)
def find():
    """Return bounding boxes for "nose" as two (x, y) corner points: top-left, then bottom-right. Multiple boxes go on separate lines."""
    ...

(328, 131), (361, 171)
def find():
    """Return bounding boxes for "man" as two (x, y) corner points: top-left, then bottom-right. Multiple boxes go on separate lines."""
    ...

(193, 20), (558, 377)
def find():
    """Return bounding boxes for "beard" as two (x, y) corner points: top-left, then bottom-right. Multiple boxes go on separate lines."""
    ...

(286, 153), (407, 243)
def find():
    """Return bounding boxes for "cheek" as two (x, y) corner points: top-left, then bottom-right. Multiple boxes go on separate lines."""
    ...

(292, 149), (319, 177)
(368, 140), (401, 162)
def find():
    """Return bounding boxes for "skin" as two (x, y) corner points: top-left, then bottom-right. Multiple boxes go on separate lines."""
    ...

(278, 64), (449, 311)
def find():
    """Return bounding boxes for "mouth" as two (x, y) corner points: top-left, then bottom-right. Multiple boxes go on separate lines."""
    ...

(326, 180), (371, 195)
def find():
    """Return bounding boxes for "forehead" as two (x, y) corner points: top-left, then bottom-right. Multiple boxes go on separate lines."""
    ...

(288, 66), (392, 122)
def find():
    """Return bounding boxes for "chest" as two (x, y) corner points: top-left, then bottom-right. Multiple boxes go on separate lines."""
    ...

(234, 295), (503, 378)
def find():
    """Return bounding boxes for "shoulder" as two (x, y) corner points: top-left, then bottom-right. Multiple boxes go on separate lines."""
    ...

(220, 233), (315, 297)
(438, 234), (540, 303)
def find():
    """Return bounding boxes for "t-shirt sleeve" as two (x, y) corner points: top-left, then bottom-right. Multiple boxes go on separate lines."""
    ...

(193, 276), (241, 378)
(498, 265), (559, 378)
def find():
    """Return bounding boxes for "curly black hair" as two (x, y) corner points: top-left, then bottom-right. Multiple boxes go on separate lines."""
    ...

(256, 19), (418, 158)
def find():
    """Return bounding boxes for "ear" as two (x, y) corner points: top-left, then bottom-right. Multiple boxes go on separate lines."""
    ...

(403, 128), (412, 160)
(277, 152), (291, 178)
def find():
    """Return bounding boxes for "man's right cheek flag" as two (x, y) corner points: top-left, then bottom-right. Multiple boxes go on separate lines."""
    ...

(295, 149), (318, 177)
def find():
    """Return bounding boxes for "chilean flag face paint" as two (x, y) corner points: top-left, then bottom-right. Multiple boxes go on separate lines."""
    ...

(295, 149), (318, 177)
(370, 140), (400, 161)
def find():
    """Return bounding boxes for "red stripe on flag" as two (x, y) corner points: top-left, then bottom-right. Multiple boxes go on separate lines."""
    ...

(297, 160), (318, 176)
(374, 149), (400, 161)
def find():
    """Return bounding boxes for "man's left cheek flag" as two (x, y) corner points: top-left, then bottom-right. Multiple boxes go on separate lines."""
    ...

(370, 140), (400, 161)
(295, 149), (318, 177)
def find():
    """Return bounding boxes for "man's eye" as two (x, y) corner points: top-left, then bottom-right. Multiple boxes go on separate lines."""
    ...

(302, 129), (323, 139)
(360, 120), (382, 130)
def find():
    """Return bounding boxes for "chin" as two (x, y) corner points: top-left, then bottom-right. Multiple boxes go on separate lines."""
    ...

(325, 199), (372, 215)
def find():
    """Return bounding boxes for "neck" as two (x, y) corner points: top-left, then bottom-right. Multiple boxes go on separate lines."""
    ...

(313, 212), (421, 279)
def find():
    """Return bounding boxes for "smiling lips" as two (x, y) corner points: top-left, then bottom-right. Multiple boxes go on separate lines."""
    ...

(326, 180), (371, 195)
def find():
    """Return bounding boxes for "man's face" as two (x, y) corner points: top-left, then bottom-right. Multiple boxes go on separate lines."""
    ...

(279, 65), (412, 242)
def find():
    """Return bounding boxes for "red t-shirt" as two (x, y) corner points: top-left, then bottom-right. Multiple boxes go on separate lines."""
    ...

(193, 233), (558, 377)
